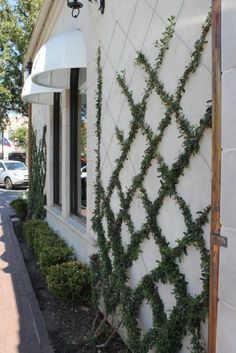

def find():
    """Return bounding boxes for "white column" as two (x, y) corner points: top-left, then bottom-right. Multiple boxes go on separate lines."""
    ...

(216, 2), (236, 353)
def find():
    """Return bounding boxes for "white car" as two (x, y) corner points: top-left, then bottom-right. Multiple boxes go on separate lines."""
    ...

(0, 160), (29, 190)
(81, 165), (87, 179)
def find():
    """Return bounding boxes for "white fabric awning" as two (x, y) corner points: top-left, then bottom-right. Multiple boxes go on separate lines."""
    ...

(22, 75), (62, 105)
(31, 30), (86, 89)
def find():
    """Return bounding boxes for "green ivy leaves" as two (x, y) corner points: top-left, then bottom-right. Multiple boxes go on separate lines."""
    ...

(28, 126), (47, 219)
(92, 11), (212, 353)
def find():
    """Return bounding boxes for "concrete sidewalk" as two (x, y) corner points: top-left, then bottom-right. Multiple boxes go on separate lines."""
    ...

(0, 191), (54, 353)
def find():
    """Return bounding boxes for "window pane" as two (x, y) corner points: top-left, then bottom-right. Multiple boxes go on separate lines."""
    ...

(53, 92), (61, 206)
(80, 96), (87, 218)
(70, 68), (79, 216)
(5, 162), (27, 170)
(70, 68), (87, 222)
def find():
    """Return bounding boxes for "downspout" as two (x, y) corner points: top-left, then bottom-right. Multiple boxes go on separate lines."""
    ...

(208, 1), (226, 352)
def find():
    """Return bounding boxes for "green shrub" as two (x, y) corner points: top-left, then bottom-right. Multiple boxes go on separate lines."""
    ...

(23, 219), (75, 273)
(10, 198), (28, 221)
(23, 219), (49, 246)
(38, 242), (75, 274)
(46, 261), (91, 302)
(23, 220), (91, 304)
(28, 227), (57, 256)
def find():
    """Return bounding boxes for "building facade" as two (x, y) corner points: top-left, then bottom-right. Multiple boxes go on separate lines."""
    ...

(22, 1), (235, 352)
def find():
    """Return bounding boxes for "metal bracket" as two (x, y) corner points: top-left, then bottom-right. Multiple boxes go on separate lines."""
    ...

(211, 233), (228, 248)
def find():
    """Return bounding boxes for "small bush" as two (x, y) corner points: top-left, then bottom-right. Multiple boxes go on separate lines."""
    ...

(23, 219), (75, 273)
(10, 198), (28, 221)
(23, 219), (49, 246)
(38, 242), (75, 274)
(46, 261), (91, 303)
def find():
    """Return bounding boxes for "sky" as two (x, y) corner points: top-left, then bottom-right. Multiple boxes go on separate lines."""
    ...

(8, 0), (16, 6)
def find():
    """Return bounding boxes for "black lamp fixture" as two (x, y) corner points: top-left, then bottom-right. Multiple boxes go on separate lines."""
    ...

(67, 0), (83, 18)
(67, 0), (105, 18)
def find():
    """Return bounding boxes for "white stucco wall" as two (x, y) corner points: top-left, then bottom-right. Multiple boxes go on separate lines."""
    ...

(217, 1), (236, 352)
(83, 2), (211, 351)
(32, 104), (49, 141)
(30, 0), (212, 351)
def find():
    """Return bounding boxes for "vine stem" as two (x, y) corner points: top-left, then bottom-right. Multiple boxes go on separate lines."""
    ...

(91, 11), (212, 353)
(94, 314), (108, 337)
(92, 310), (100, 331)
(96, 321), (123, 349)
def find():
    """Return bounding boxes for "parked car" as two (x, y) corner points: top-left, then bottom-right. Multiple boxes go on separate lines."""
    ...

(0, 160), (29, 190)
(81, 165), (87, 179)
(8, 152), (27, 163)
(81, 165), (87, 207)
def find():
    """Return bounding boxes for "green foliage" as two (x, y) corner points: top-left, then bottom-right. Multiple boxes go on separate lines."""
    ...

(0, 0), (42, 124)
(28, 126), (46, 219)
(91, 12), (212, 353)
(38, 241), (75, 274)
(23, 218), (48, 244)
(80, 120), (87, 158)
(10, 197), (28, 221)
(11, 126), (28, 150)
(23, 219), (75, 273)
(46, 261), (91, 303)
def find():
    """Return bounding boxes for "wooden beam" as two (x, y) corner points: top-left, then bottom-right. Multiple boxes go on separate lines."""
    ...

(208, 1), (222, 352)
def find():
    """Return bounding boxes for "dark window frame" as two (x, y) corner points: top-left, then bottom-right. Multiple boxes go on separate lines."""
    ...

(53, 92), (61, 206)
(70, 68), (80, 216)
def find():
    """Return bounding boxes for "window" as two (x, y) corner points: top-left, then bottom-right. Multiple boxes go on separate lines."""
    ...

(4, 162), (27, 170)
(70, 68), (87, 220)
(80, 94), (87, 217)
(53, 92), (62, 206)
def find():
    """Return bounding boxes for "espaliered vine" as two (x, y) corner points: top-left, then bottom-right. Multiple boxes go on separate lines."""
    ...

(91, 12), (212, 353)
(89, 0), (105, 14)
(28, 126), (47, 219)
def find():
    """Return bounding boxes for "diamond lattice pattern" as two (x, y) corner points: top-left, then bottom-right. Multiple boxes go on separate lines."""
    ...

(93, 7), (211, 353)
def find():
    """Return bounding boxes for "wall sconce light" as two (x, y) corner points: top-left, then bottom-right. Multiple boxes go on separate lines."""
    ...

(67, 0), (105, 18)
(67, 0), (83, 18)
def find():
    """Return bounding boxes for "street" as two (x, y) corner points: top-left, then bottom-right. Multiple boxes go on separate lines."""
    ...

(0, 188), (23, 207)
(0, 187), (53, 353)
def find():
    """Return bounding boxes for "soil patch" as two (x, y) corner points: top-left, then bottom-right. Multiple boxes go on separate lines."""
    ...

(14, 222), (130, 353)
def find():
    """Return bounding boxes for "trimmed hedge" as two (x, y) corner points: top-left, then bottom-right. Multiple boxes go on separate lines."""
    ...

(23, 219), (92, 303)
(23, 219), (75, 273)
(23, 219), (49, 245)
(46, 261), (91, 303)
(10, 198), (28, 221)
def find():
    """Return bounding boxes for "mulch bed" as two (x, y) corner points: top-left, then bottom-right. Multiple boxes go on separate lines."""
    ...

(14, 222), (130, 353)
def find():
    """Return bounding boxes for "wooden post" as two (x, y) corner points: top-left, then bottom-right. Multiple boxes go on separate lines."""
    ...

(208, 1), (222, 353)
